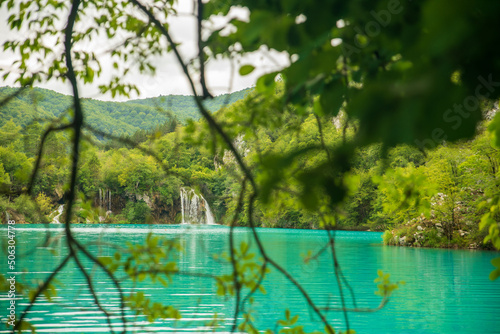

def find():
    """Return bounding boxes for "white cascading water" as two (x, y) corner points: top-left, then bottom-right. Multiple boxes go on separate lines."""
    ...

(200, 193), (215, 225)
(99, 188), (112, 212)
(51, 205), (64, 224)
(180, 187), (216, 225)
(98, 188), (112, 222)
(180, 188), (185, 224)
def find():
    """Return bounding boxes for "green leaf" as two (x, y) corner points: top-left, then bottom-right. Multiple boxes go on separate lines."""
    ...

(489, 268), (500, 281)
(239, 64), (255, 76)
(98, 257), (113, 266)
(28, 289), (36, 302)
(216, 282), (225, 296)
(325, 324), (336, 334)
(256, 71), (278, 93)
(19, 320), (36, 334)
(240, 241), (249, 254)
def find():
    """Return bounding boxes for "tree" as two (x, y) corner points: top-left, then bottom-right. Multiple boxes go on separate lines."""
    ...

(1, 0), (499, 333)
(77, 150), (101, 196)
(0, 120), (21, 147)
(424, 147), (467, 240)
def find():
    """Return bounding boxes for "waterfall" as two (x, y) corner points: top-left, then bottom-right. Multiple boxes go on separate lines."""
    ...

(200, 193), (215, 225)
(98, 188), (112, 222)
(51, 205), (64, 224)
(98, 188), (112, 212)
(180, 187), (216, 225)
(180, 189), (185, 224)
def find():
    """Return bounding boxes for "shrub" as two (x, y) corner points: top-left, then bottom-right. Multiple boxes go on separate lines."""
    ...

(0, 195), (9, 214)
(13, 194), (46, 223)
(124, 200), (151, 224)
(422, 229), (444, 248)
(382, 231), (393, 245)
(36, 192), (53, 215)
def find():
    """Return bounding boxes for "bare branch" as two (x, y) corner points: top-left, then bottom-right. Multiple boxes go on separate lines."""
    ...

(72, 250), (116, 334)
(246, 193), (333, 330)
(196, 0), (212, 99)
(229, 178), (248, 332)
(73, 239), (128, 333)
(319, 298), (389, 313)
(131, 0), (257, 192)
(13, 253), (72, 331)
(326, 227), (350, 331)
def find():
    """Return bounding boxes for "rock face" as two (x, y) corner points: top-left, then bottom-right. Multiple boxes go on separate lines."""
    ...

(484, 104), (499, 120)
(136, 193), (153, 209)
(399, 236), (407, 246)
(221, 134), (250, 166)
(332, 111), (347, 130)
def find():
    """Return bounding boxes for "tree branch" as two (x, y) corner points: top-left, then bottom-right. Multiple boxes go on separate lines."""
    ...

(130, 0), (257, 192)
(196, 0), (212, 99)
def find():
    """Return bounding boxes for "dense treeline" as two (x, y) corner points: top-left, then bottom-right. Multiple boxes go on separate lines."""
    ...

(1, 86), (498, 249)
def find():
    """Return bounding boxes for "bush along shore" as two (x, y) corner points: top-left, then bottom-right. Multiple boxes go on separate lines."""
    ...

(383, 219), (491, 250)
(382, 191), (492, 250)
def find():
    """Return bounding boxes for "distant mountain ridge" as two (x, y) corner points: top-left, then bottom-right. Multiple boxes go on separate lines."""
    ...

(0, 86), (251, 138)
(126, 90), (250, 121)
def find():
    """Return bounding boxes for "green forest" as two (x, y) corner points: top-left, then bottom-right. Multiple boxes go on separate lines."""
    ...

(1, 86), (499, 250)
(0, 86), (250, 139)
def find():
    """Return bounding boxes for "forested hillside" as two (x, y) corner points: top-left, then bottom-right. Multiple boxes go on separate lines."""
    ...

(0, 86), (250, 139)
(1, 85), (498, 250)
(126, 89), (250, 122)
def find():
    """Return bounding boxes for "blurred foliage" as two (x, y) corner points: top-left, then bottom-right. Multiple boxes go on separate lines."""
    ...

(98, 233), (182, 322)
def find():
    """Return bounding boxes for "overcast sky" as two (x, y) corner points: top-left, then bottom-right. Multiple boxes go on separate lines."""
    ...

(0, 2), (288, 101)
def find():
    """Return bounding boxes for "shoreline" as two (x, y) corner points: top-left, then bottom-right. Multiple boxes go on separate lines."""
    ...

(3, 220), (496, 251)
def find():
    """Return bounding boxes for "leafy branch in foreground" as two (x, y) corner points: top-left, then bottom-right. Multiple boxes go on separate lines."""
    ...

(99, 233), (183, 323)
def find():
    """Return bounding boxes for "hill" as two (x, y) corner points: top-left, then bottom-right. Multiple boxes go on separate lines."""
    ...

(126, 89), (250, 122)
(0, 86), (251, 138)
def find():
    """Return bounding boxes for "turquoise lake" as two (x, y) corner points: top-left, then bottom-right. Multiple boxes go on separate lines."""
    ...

(1, 224), (499, 333)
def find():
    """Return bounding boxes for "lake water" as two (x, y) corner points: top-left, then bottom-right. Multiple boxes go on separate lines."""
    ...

(0, 224), (499, 333)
